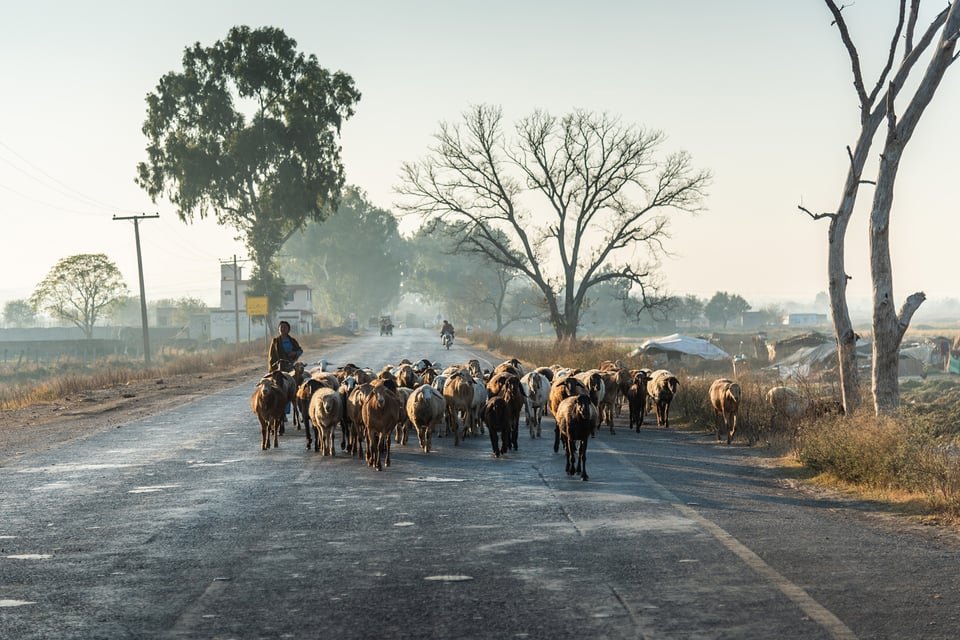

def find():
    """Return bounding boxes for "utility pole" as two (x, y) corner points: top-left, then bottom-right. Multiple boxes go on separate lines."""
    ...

(113, 213), (159, 367)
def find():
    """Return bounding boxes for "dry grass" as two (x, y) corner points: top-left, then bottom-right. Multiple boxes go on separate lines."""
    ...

(0, 333), (337, 411)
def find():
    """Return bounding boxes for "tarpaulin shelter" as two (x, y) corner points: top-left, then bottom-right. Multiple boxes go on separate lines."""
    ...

(630, 333), (730, 361)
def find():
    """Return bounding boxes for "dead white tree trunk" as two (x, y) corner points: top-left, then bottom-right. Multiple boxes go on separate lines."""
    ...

(817, 0), (956, 415)
(870, 3), (960, 413)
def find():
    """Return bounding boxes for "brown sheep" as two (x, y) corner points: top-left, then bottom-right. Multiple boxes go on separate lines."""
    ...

(308, 386), (344, 455)
(262, 369), (298, 435)
(599, 361), (631, 418)
(442, 369), (475, 445)
(597, 367), (628, 434)
(647, 370), (679, 428)
(251, 372), (287, 450)
(709, 378), (741, 444)
(480, 396), (512, 457)
(362, 382), (402, 471)
(555, 394), (600, 481)
(406, 384), (446, 453)
(346, 382), (376, 458)
(627, 369), (651, 431)
(548, 375), (590, 453)
(486, 371), (525, 450)
(394, 364), (420, 390)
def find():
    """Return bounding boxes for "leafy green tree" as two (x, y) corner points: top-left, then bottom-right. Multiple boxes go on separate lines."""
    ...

(136, 25), (361, 319)
(397, 105), (710, 342)
(30, 254), (129, 338)
(282, 188), (404, 325)
(3, 299), (36, 327)
(704, 291), (750, 329)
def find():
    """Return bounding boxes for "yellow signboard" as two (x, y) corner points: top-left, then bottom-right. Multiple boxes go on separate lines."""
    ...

(246, 296), (268, 316)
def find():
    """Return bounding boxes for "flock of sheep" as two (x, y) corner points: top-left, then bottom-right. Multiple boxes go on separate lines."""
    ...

(250, 356), (839, 480)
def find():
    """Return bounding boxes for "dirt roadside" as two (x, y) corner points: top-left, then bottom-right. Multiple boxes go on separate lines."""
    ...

(0, 358), (266, 464)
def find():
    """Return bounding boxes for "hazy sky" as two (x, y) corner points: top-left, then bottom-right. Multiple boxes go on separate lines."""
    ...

(2, 1), (957, 318)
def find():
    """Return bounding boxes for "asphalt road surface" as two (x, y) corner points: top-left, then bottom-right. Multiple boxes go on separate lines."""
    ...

(2, 328), (959, 639)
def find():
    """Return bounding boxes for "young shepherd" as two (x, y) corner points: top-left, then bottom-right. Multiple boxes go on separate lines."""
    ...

(709, 378), (741, 445)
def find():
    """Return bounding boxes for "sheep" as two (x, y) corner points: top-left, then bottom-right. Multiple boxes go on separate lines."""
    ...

(480, 396), (512, 457)
(467, 358), (484, 380)
(393, 364), (420, 390)
(520, 370), (550, 438)
(574, 370), (606, 409)
(442, 369), (475, 445)
(469, 376), (489, 437)
(493, 358), (524, 378)
(597, 367), (629, 434)
(406, 384), (446, 453)
(262, 369), (298, 435)
(251, 372), (287, 450)
(599, 360), (631, 418)
(394, 386), (414, 445)
(289, 361), (307, 430)
(362, 382), (402, 471)
(709, 378), (741, 444)
(647, 370), (679, 429)
(308, 386), (344, 455)
(548, 376), (590, 453)
(346, 382), (376, 458)
(627, 369), (651, 431)
(766, 386), (843, 434)
(486, 371), (525, 450)
(534, 366), (555, 383)
(297, 377), (338, 449)
(555, 394), (600, 481)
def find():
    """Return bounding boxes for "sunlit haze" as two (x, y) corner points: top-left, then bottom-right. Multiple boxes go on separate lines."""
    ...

(2, 1), (958, 322)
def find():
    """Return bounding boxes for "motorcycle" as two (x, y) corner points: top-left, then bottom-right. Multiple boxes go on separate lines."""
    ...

(441, 332), (454, 350)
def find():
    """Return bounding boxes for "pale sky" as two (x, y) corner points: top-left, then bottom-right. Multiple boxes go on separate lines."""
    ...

(2, 1), (957, 320)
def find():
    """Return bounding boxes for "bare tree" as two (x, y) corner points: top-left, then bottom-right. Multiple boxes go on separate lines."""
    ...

(806, 1), (958, 414)
(396, 105), (710, 342)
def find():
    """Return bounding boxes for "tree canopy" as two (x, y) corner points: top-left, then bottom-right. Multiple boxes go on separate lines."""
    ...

(396, 104), (710, 342)
(404, 221), (543, 334)
(704, 291), (750, 329)
(136, 25), (361, 317)
(282, 187), (405, 326)
(30, 254), (129, 338)
(3, 299), (35, 328)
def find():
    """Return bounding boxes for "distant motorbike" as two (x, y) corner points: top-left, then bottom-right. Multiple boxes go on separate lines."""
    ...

(441, 332), (454, 350)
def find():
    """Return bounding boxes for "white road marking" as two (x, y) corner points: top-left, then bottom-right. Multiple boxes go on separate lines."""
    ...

(600, 440), (858, 640)
(0, 599), (35, 607)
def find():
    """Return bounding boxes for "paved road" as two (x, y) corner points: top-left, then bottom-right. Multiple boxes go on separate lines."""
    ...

(2, 328), (959, 639)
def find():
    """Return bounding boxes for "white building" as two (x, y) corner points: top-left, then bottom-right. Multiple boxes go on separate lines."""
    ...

(211, 264), (313, 343)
